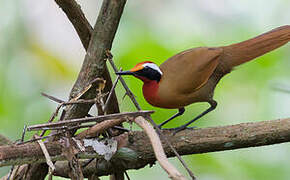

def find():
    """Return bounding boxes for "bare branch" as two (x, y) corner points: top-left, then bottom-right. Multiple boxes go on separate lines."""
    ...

(76, 118), (127, 139)
(54, 0), (93, 50)
(41, 92), (65, 104)
(64, 0), (127, 120)
(36, 135), (55, 172)
(27, 111), (154, 131)
(103, 74), (120, 113)
(1, 117), (290, 176)
(106, 52), (141, 111)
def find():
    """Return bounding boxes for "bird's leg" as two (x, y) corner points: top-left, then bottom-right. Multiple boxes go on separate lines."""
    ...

(158, 107), (185, 129)
(173, 100), (217, 134)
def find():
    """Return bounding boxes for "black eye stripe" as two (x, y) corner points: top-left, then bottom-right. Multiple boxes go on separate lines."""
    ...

(135, 67), (161, 82)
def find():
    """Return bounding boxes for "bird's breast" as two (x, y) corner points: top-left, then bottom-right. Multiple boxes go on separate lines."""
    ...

(142, 80), (190, 109)
(142, 81), (160, 107)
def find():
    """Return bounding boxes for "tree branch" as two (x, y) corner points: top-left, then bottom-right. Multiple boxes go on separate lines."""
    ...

(54, 0), (93, 50)
(16, 0), (127, 179)
(1, 118), (290, 177)
(59, 0), (126, 121)
(54, 0), (120, 115)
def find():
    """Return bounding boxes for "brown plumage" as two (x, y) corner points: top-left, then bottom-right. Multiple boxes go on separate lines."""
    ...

(117, 25), (290, 132)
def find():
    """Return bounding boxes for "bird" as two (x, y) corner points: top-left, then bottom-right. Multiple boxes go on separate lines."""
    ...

(116, 25), (290, 133)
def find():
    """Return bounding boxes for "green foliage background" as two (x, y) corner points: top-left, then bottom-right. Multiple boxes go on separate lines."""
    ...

(0, 1), (290, 179)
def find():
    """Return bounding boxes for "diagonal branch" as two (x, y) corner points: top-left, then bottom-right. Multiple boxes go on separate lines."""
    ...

(53, 1), (120, 115)
(54, 0), (93, 50)
(58, 0), (126, 121)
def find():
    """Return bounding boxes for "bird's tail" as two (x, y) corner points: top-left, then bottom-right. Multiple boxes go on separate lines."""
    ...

(221, 25), (290, 69)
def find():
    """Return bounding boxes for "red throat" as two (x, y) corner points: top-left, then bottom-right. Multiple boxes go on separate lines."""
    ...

(142, 80), (160, 106)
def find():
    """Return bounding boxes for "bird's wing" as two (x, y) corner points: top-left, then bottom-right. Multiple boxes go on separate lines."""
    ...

(160, 47), (222, 94)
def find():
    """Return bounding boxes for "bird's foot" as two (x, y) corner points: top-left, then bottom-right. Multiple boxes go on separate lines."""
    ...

(157, 124), (163, 130)
(173, 126), (196, 135)
(161, 126), (196, 135)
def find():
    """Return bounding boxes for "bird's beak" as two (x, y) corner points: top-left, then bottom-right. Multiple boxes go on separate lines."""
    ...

(115, 70), (135, 76)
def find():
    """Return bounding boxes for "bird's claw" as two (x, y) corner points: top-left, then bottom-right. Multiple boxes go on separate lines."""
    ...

(160, 126), (196, 135)
(157, 124), (163, 130)
(173, 126), (196, 135)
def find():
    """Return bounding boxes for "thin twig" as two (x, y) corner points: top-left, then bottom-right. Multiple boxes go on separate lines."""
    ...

(19, 125), (92, 145)
(36, 135), (55, 172)
(148, 116), (196, 179)
(40, 103), (64, 137)
(19, 129), (76, 145)
(40, 92), (99, 136)
(41, 92), (64, 104)
(23, 122), (119, 145)
(18, 125), (27, 144)
(42, 92), (98, 106)
(27, 111), (154, 131)
(18, 135), (54, 145)
(124, 171), (130, 180)
(106, 51), (141, 110)
(103, 73), (121, 113)
(6, 166), (14, 180)
(41, 92), (66, 136)
(134, 116), (186, 180)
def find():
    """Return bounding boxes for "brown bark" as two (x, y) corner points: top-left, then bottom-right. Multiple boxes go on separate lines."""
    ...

(60, 0), (126, 121)
(1, 118), (290, 177)
(54, 0), (93, 50)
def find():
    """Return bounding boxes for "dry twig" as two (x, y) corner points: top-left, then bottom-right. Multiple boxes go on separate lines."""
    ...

(134, 116), (186, 180)
(103, 74), (121, 113)
(36, 135), (55, 172)
(27, 111), (154, 131)
(106, 51), (141, 110)
(76, 118), (127, 139)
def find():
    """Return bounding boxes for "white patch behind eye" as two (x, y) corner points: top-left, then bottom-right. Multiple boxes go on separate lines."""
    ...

(143, 63), (163, 75)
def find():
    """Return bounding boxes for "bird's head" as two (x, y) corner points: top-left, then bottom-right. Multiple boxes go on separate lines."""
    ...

(116, 61), (162, 83)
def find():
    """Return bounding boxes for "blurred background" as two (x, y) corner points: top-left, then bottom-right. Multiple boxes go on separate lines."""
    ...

(0, 0), (290, 179)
